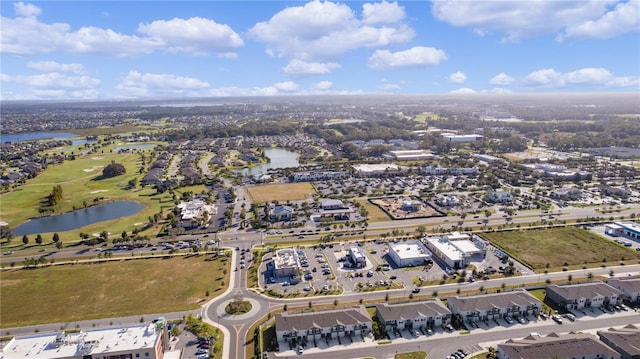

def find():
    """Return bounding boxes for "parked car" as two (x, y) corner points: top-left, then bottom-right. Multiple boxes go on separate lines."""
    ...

(552, 315), (563, 324)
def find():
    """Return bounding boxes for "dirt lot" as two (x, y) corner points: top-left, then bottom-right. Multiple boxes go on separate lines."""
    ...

(370, 196), (443, 219)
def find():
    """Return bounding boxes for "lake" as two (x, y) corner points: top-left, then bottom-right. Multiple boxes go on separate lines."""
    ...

(1, 132), (77, 143)
(13, 201), (145, 236)
(237, 148), (300, 176)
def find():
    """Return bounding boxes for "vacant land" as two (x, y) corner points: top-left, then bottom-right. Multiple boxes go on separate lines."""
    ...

(355, 199), (390, 222)
(0, 255), (229, 327)
(482, 227), (640, 270)
(247, 182), (316, 202)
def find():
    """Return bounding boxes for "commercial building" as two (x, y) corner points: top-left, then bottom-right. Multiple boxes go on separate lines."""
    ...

(442, 134), (483, 143)
(0, 318), (170, 359)
(319, 199), (354, 219)
(177, 199), (209, 228)
(388, 241), (432, 267)
(273, 248), (300, 278)
(598, 325), (640, 359)
(607, 277), (640, 303)
(424, 233), (485, 269)
(271, 205), (294, 221)
(497, 332), (620, 359)
(376, 299), (451, 332)
(383, 150), (435, 161)
(401, 200), (423, 212)
(352, 163), (401, 176)
(605, 221), (640, 240)
(447, 290), (541, 324)
(275, 307), (372, 347)
(435, 194), (460, 207)
(347, 246), (367, 268)
(293, 171), (348, 182)
(545, 282), (623, 310)
(486, 189), (513, 203)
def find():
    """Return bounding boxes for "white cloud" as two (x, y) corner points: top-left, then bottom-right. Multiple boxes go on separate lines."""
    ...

(368, 46), (447, 69)
(27, 61), (85, 74)
(524, 68), (563, 85)
(432, 0), (623, 42)
(313, 81), (333, 90)
(282, 59), (341, 77)
(489, 72), (515, 85)
(449, 71), (466, 84)
(1, 6), (242, 56)
(522, 67), (637, 89)
(557, 1), (640, 42)
(14, 2), (41, 17)
(362, 1), (406, 25)
(1, 72), (100, 89)
(248, 0), (414, 61)
(273, 81), (298, 91)
(137, 17), (244, 55)
(116, 70), (209, 97)
(449, 87), (477, 94)
(486, 87), (512, 94)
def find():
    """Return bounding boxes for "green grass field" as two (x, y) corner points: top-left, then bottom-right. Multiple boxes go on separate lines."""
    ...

(482, 227), (640, 270)
(0, 255), (230, 327)
(246, 183), (316, 202)
(0, 150), (175, 244)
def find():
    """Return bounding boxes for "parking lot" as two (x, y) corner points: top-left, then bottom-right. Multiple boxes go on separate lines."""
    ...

(259, 236), (530, 296)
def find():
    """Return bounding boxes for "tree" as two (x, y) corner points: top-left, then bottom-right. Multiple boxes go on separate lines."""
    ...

(22, 234), (29, 245)
(52, 233), (60, 243)
(55, 240), (63, 250)
(102, 161), (126, 178)
(0, 225), (14, 242)
(35, 234), (43, 245)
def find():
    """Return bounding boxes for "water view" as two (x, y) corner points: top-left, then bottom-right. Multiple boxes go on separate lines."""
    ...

(237, 148), (300, 175)
(1, 132), (77, 143)
(14, 201), (145, 236)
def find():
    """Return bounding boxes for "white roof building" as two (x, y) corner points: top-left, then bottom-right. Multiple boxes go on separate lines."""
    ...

(424, 234), (485, 269)
(352, 164), (401, 175)
(384, 150), (435, 161)
(0, 319), (168, 359)
(273, 248), (300, 277)
(442, 134), (483, 143)
(388, 241), (432, 267)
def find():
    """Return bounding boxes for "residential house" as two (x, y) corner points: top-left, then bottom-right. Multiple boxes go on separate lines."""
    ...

(545, 282), (623, 310)
(598, 325), (640, 359)
(447, 290), (541, 324)
(376, 300), (451, 332)
(606, 277), (640, 303)
(275, 307), (372, 347)
(497, 332), (620, 359)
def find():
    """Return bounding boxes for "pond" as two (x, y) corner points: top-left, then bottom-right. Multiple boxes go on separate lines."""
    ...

(13, 201), (145, 236)
(2, 132), (77, 143)
(236, 148), (300, 176)
(115, 144), (155, 152)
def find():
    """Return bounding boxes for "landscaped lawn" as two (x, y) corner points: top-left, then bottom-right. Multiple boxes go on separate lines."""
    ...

(246, 182), (316, 202)
(482, 227), (640, 270)
(0, 255), (230, 327)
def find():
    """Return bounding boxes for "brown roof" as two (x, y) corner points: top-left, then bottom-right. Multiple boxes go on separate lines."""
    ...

(275, 306), (371, 332)
(498, 333), (620, 359)
(598, 325), (640, 357)
(546, 281), (623, 301)
(376, 300), (451, 322)
(607, 277), (640, 292)
(447, 289), (539, 312)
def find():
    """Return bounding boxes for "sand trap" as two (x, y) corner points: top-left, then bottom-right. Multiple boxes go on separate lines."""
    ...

(91, 156), (103, 160)
(134, 222), (144, 226)
(90, 190), (109, 194)
(83, 166), (104, 173)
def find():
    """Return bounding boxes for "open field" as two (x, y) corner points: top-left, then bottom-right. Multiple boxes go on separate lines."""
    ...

(355, 199), (390, 222)
(482, 227), (640, 270)
(0, 150), (174, 243)
(0, 255), (230, 327)
(246, 182), (316, 202)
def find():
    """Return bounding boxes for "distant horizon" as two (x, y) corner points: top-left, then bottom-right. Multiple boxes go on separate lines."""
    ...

(1, 1), (639, 100)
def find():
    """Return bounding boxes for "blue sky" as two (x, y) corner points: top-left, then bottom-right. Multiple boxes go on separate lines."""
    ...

(1, 1), (639, 100)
